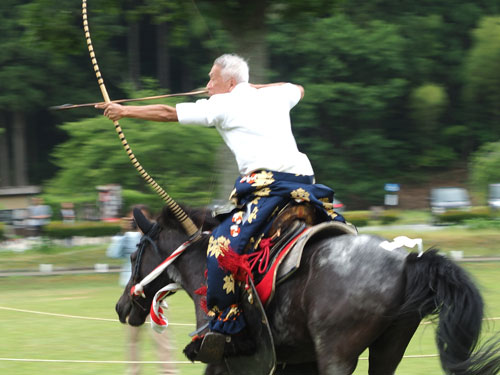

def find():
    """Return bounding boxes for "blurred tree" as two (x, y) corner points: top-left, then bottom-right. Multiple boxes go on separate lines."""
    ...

(46, 98), (223, 207)
(469, 141), (500, 199)
(3, 0), (500, 209)
(409, 83), (453, 168)
(0, 0), (128, 185)
(268, 12), (410, 206)
(463, 16), (500, 147)
(0, 112), (10, 186)
(194, 0), (271, 82)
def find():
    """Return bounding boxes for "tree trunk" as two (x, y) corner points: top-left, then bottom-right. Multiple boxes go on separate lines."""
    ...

(232, 29), (269, 83)
(12, 110), (28, 186)
(221, 0), (269, 83)
(128, 21), (141, 90)
(0, 112), (12, 187)
(157, 22), (170, 89)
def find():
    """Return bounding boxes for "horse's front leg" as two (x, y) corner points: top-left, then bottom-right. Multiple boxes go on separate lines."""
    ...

(204, 363), (229, 375)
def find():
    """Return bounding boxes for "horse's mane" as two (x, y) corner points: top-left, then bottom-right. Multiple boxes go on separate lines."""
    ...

(157, 204), (220, 233)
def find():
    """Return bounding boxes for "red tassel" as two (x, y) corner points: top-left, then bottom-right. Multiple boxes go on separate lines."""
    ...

(194, 285), (208, 313)
(194, 285), (207, 296)
(217, 247), (253, 283)
(199, 297), (208, 313)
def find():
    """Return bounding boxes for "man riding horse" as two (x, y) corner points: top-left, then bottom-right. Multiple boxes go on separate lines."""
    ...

(97, 53), (346, 360)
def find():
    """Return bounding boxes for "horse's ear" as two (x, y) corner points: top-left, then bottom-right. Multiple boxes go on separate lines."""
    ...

(133, 207), (153, 234)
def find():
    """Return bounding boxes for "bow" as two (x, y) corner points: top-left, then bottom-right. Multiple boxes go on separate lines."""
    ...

(81, 0), (199, 237)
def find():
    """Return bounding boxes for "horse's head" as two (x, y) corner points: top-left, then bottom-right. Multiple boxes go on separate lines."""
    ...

(115, 205), (218, 326)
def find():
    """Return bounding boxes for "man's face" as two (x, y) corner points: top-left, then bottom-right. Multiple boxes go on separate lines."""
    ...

(206, 64), (234, 96)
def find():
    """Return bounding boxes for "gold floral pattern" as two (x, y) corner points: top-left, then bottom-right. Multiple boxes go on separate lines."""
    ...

(223, 275), (235, 294)
(250, 196), (261, 206)
(291, 188), (310, 201)
(253, 187), (271, 197)
(207, 235), (230, 258)
(226, 305), (240, 319)
(251, 171), (275, 187)
(247, 206), (259, 223)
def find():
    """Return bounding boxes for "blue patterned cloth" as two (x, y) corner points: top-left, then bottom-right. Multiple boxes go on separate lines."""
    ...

(206, 170), (345, 334)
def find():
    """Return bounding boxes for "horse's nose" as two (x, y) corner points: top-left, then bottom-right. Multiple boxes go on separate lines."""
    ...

(115, 295), (131, 324)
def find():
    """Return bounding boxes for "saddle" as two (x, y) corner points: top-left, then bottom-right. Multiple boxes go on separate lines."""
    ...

(250, 202), (357, 306)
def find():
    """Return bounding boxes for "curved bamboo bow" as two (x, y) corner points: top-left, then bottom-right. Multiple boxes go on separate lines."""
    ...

(81, 0), (199, 237)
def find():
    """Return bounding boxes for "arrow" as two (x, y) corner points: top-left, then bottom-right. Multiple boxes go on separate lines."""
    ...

(49, 89), (208, 110)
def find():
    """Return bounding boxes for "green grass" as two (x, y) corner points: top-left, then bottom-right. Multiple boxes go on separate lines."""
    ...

(0, 263), (499, 375)
(0, 243), (122, 271)
(0, 274), (204, 375)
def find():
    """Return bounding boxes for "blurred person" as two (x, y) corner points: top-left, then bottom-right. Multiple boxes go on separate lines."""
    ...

(107, 204), (177, 375)
(60, 202), (75, 223)
(97, 53), (346, 360)
(26, 197), (52, 236)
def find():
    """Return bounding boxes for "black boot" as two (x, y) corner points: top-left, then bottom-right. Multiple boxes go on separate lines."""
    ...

(183, 328), (256, 363)
(224, 327), (257, 357)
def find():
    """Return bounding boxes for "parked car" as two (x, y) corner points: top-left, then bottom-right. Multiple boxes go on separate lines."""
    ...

(429, 187), (471, 223)
(488, 183), (500, 210)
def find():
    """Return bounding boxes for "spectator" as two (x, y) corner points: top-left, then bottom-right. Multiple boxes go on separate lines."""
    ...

(107, 204), (177, 375)
(60, 202), (76, 223)
(27, 197), (52, 236)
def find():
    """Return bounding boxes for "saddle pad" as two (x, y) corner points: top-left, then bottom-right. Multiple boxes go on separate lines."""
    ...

(255, 221), (357, 306)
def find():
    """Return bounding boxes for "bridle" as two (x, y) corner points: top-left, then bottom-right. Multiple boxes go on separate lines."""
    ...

(132, 224), (162, 285)
(129, 222), (207, 300)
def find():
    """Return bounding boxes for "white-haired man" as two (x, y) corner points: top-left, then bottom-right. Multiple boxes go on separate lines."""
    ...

(97, 53), (345, 362)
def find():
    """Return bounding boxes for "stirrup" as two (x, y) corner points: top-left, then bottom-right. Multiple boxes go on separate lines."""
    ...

(196, 332), (229, 364)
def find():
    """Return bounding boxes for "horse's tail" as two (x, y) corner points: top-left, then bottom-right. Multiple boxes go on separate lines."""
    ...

(402, 249), (500, 375)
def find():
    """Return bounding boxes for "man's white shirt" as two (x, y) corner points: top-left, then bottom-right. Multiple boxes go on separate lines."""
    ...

(176, 82), (314, 176)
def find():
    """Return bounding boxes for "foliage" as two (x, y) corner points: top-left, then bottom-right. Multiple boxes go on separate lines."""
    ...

(469, 141), (500, 199)
(2, 0), (500, 210)
(434, 207), (492, 225)
(343, 210), (371, 227)
(463, 16), (500, 145)
(464, 217), (500, 230)
(42, 221), (121, 239)
(379, 210), (400, 225)
(0, 222), (5, 240)
(409, 83), (454, 168)
(45, 98), (223, 208)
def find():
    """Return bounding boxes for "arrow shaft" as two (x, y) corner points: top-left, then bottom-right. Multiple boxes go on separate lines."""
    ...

(50, 89), (207, 111)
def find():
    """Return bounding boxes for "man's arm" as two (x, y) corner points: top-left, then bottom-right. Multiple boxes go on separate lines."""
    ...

(250, 82), (305, 99)
(95, 102), (178, 122)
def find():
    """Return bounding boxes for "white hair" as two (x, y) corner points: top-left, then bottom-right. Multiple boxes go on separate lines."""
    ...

(214, 54), (249, 83)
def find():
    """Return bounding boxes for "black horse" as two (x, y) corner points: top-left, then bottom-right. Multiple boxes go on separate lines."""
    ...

(115, 206), (500, 375)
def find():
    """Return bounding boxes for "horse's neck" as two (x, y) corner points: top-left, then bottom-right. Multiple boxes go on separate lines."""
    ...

(169, 237), (209, 328)
(171, 237), (207, 297)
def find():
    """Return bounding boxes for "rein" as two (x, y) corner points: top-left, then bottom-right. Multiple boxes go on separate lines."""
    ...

(130, 229), (207, 298)
(129, 226), (207, 331)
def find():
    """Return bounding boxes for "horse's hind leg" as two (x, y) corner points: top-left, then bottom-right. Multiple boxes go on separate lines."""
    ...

(367, 316), (420, 375)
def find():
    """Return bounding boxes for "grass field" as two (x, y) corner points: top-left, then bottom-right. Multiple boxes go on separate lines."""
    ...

(0, 262), (499, 375)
